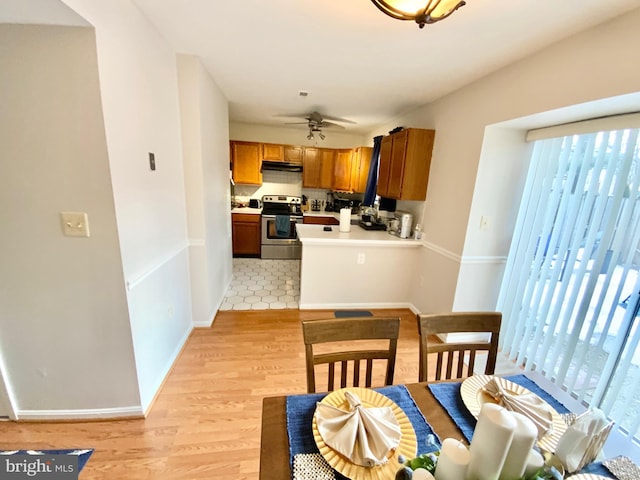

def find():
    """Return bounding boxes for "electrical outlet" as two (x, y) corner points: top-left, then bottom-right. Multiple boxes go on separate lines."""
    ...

(480, 216), (490, 230)
(60, 212), (90, 237)
(357, 253), (365, 264)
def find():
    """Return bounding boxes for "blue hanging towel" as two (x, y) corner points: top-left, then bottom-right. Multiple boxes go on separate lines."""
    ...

(275, 215), (290, 237)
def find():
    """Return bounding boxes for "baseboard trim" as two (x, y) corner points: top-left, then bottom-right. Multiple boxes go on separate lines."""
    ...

(16, 406), (144, 421)
(142, 326), (194, 416)
(299, 302), (417, 311)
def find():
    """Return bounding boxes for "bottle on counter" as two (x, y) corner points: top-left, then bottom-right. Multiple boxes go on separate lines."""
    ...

(413, 224), (422, 240)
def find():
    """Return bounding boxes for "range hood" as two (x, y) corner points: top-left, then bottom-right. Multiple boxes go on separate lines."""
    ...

(261, 161), (303, 173)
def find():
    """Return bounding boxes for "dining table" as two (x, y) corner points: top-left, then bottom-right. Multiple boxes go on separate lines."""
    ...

(259, 373), (617, 480)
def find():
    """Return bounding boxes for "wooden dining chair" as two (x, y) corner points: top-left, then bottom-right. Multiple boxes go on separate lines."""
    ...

(418, 312), (501, 382)
(301, 316), (400, 393)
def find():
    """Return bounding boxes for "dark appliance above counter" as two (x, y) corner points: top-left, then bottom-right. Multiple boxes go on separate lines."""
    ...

(261, 161), (303, 173)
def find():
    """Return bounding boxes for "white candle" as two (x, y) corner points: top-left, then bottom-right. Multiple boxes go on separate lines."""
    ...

(467, 403), (516, 480)
(500, 412), (538, 480)
(523, 450), (545, 478)
(413, 468), (436, 480)
(435, 438), (470, 480)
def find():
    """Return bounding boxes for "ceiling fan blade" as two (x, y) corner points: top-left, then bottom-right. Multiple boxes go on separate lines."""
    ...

(284, 121), (310, 125)
(319, 114), (356, 125)
(320, 121), (345, 129)
(274, 112), (314, 119)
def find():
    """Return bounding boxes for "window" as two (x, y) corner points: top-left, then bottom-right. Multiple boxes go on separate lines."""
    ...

(498, 122), (640, 453)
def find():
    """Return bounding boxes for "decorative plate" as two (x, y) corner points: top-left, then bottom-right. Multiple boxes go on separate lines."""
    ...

(312, 387), (417, 480)
(566, 475), (611, 480)
(460, 375), (567, 453)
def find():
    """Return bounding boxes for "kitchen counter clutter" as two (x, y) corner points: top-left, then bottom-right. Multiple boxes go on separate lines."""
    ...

(296, 223), (421, 247)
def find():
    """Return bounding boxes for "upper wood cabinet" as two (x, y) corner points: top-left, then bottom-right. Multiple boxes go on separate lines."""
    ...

(350, 146), (373, 193)
(262, 143), (285, 161)
(318, 149), (336, 190)
(231, 141), (262, 185)
(302, 148), (320, 187)
(377, 128), (435, 200)
(262, 143), (304, 164)
(284, 145), (304, 164)
(333, 149), (353, 191)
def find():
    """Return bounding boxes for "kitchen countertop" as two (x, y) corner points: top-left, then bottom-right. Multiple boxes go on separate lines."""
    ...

(231, 207), (262, 214)
(295, 223), (421, 247)
(231, 208), (361, 220)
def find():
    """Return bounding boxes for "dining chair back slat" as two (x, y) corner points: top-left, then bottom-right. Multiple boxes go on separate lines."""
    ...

(418, 312), (501, 382)
(302, 316), (400, 393)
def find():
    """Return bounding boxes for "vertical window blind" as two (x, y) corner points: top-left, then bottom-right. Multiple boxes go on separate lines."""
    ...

(498, 121), (640, 443)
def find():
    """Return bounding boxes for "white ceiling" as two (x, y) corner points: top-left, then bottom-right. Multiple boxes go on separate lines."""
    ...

(130, 0), (640, 133)
(3, 1), (640, 133)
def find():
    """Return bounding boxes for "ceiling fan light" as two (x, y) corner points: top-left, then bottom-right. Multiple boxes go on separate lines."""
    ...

(371, 0), (466, 28)
(307, 132), (314, 140)
(319, 132), (326, 140)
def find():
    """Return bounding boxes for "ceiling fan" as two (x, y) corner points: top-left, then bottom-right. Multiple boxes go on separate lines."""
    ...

(279, 111), (356, 140)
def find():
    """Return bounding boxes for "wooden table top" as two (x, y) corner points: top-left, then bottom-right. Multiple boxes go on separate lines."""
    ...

(259, 382), (465, 480)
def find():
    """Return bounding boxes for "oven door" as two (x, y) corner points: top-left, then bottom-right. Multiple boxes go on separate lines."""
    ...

(261, 215), (302, 259)
(261, 215), (301, 245)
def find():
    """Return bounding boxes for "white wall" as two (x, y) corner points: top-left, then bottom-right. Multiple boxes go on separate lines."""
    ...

(62, 0), (194, 412)
(0, 24), (140, 417)
(177, 55), (233, 327)
(299, 243), (419, 309)
(368, 8), (640, 315)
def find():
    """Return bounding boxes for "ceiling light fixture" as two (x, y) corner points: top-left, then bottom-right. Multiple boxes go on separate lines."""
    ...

(307, 126), (325, 141)
(370, 0), (466, 28)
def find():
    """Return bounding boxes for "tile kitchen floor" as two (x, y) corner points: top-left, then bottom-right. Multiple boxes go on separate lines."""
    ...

(219, 258), (301, 310)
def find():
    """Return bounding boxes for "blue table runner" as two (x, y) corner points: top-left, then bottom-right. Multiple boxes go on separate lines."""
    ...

(286, 385), (440, 478)
(428, 374), (569, 443)
(428, 374), (613, 478)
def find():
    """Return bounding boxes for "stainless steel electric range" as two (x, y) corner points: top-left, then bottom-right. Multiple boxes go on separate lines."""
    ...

(260, 195), (303, 259)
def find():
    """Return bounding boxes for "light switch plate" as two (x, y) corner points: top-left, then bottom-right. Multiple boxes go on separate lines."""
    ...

(60, 211), (90, 237)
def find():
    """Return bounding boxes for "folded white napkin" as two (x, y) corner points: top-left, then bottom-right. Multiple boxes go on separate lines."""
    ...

(556, 408), (610, 473)
(482, 377), (554, 439)
(315, 391), (402, 467)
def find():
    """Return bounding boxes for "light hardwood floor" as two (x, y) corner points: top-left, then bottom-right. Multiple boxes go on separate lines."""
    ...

(1, 309), (423, 479)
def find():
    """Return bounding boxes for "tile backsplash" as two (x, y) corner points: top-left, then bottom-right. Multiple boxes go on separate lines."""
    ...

(233, 170), (302, 203)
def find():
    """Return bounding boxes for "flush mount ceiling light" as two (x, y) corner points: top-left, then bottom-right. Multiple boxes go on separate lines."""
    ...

(371, 0), (466, 28)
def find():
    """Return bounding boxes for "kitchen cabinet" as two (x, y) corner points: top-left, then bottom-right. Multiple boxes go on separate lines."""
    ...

(302, 147), (320, 187)
(231, 141), (262, 185)
(262, 143), (285, 161)
(303, 148), (335, 189)
(261, 143), (304, 164)
(303, 215), (339, 225)
(333, 149), (353, 191)
(318, 149), (335, 189)
(350, 146), (373, 193)
(376, 128), (435, 200)
(232, 213), (261, 256)
(284, 145), (304, 164)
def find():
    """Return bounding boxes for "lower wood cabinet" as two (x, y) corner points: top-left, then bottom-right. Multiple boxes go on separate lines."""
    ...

(232, 213), (261, 256)
(303, 216), (339, 225)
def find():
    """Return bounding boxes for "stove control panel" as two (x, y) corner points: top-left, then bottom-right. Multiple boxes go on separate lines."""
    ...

(262, 195), (301, 204)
